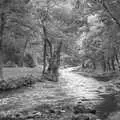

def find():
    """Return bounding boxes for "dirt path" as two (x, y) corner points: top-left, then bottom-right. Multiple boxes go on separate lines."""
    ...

(0, 67), (116, 114)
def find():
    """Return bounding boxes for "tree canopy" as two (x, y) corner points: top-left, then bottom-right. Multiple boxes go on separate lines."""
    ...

(0, 0), (120, 75)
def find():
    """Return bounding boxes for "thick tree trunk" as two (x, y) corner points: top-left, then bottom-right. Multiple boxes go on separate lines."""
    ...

(46, 41), (62, 81)
(42, 21), (62, 81)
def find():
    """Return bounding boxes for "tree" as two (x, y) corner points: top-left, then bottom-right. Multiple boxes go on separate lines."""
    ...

(31, 0), (65, 81)
(70, 0), (120, 72)
(0, 0), (33, 79)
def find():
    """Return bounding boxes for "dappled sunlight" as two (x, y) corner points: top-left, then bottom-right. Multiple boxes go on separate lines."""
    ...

(60, 68), (106, 101)
(0, 67), (118, 118)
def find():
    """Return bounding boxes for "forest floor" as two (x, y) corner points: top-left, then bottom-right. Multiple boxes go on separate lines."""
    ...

(0, 67), (120, 120)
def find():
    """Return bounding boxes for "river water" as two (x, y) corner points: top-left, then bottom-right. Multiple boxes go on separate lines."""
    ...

(0, 67), (120, 119)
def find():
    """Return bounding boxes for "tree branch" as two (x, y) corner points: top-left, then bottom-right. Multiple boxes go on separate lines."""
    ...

(102, 0), (120, 28)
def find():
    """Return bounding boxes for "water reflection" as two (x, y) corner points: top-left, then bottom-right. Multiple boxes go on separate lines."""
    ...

(95, 94), (120, 119)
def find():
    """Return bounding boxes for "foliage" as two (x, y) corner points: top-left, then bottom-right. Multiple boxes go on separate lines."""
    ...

(1, 0), (120, 72)
(70, 0), (120, 72)
(0, 75), (42, 91)
(0, 0), (35, 66)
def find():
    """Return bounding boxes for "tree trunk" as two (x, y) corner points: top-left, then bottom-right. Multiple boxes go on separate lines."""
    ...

(102, 60), (106, 72)
(43, 38), (47, 74)
(101, 56), (106, 72)
(0, 11), (5, 80)
(92, 61), (96, 70)
(0, 51), (3, 80)
(111, 57), (115, 71)
(41, 21), (62, 81)
(106, 58), (111, 71)
(19, 39), (30, 67)
(82, 63), (85, 69)
(46, 41), (62, 81)
(115, 54), (119, 68)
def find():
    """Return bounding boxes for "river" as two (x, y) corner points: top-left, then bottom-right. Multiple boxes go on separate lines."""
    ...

(0, 67), (120, 119)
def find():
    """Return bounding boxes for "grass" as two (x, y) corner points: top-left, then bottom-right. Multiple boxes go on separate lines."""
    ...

(0, 67), (42, 91)
(3, 67), (42, 79)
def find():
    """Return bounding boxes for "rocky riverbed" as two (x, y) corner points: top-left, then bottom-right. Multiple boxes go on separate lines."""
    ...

(0, 67), (120, 120)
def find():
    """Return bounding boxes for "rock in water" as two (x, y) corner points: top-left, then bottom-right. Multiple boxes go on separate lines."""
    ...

(73, 105), (86, 114)
(72, 114), (89, 120)
(73, 104), (96, 115)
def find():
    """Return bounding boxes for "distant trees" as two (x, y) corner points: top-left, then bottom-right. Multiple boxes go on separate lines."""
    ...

(0, 0), (33, 80)
(89, 0), (120, 72)
(72, 0), (120, 72)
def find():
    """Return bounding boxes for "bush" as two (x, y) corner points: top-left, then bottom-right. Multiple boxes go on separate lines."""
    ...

(63, 57), (81, 66)
(0, 75), (42, 91)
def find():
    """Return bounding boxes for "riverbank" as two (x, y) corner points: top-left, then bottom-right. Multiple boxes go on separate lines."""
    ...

(0, 101), (99, 120)
(0, 67), (120, 120)
(0, 67), (43, 91)
(61, 67), (120, 120)
(71, 67), (120, 81)
(0, 75), (43, 91)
